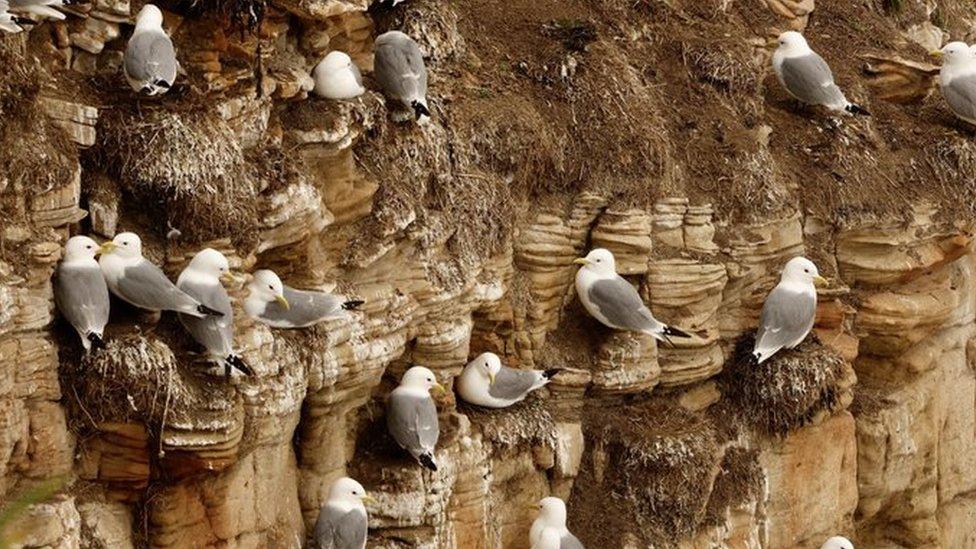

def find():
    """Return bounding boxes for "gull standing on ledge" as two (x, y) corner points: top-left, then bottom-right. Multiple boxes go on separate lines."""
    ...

(312, 51), (365, 100)
(772, 31), (869, 116)
(177, 249), (252, 377)
(752, 257), (827, 364)
(574, 248), (694, 344)
(821, 536), (854, 549)
(313, 477), (375, 549)
(54, 236), (110, 352)
(529, 497), (584, 549)
(0, 1), (25, 33)
(387, 366), (443, 471)
(124, 4), (177, 95)
(374, 31), (430, 123)
(99, 232), (223, 318)
(456, 352), (558, 408)
(243, 269), (363, 329)
(932, 42), (976, 126)
(8, 0), (65, 24)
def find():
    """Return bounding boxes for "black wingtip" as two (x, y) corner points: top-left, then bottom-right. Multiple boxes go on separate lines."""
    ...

(662, 325), (694, 339)
(846, 103), (870, 116)
(418, 453), (438, 471)
(87, 333), (106, 351)
(226, 355), (253, 376)
(411, 100), (431, 120)
(198, 304), (225, 317)
(342, 299), (365, 311)
(542, 368), (561, 379)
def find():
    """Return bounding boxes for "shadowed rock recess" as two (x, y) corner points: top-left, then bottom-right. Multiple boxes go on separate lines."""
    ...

(2, 0), (976, 546)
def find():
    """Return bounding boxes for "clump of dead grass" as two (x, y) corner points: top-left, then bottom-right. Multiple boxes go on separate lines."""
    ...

(461, 399), (556, 451)
(702, 446), (763, 526)
(92, 105), (260, 246)
(569, 400), (721, 544)
(718, 335), (847, 437)
(685, 41), (760, 94)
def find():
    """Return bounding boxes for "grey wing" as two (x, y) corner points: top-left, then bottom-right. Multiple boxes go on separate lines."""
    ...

(116, 261), (198, 312)
(259, 286), (342, 327)
(588, 277), (658, 332)
(562, 533), (585, 549)
(387, 393), (439, 454)
(54, 265), (110, 335)
(488, 366), (539, 400)
(125, 31), (177, 85)
(178, 279), (233, 355)
(374, 41), (425, 101)
(944, 75), (976, 121)
(754, 286), (817, 355)
(780, 53), (845, 106)
(313, 507), (367, 549)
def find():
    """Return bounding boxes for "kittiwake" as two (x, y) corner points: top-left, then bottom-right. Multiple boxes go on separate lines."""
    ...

(98, 232), (223, 318)
(374, 31), (430, 123)
(932, 42), (976, 126)
(821, 536), (854, 549)
(386, 366), (443, 471)
(530, 497), (584, 549)
(753, 256), (827, 364)
(313, 51), (365, 100)
(177, 248), (252, 377)
(124, 4), (177, 95)
(456, 352), (558, 408)
(574, 248), (694, 344)
(243, 269), (362, 329)
(772, 31), (869, 115)
(312, 477), (375, 549)
(54, 236), (110, 352)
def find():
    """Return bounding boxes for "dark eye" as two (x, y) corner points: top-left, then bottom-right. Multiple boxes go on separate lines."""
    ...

(268, 284), (274, 290)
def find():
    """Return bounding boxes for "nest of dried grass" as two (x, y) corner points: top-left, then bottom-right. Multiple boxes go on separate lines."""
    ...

(461, 399), (556, 451)
(684, 40), (760, 94)
(0, 40), (75, 200)
(702, 446), (763, 527)
(569, 400), (722, 545)
(92, 105), (260, 246)
(69, 335), (188, 426)
(718, 335), (847, 437)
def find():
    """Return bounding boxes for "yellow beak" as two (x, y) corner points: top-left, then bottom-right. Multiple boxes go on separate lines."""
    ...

(929, 50), (943, 59)
(530, 502), (542, 510)
(275, 294), (290, 309)
(814, 275), (829, 287)
(488, 372), (496, 385)
(573, 258), (589, 265)
(431, 382), (446, 395)
(98, 242), (117, 255)
(361, 494), (378, 505)
(219, 272), (237, 285)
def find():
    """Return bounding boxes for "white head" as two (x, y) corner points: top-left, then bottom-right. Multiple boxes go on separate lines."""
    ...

(780, 256), (826, 286)
(935, 41), (973, 67)
(471, 352), (502, 384)
(399, 366), (444, 394)
(135, 4), (164, 30)
(776, 31), (810, 53)
(327, 477), (375, 506)
(574, 248), (617, 276)
(248, 269), (289, 309)
(820, 536), (854, 549)
(187, 248), (230, 279)
(319, 51), (354, 71)
(101, 232), (143, 259)
(534, 497), (567, 527)
(64, 236), (101, 262)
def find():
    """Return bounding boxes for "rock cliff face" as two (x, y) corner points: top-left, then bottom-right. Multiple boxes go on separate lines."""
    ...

(2, 0), (976, 547)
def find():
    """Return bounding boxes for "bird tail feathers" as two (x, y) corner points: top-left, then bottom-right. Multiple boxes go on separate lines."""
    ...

(225, 354), (253, 376)
(542, 369), (561, 379)
(418, 453), (438, 472)
(845, 103), (870, 116)
(87, 332), (106, 351)
(197, 304), (225, 317)
(342, 299), (365, 311)
(411, 100), (430, 120)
